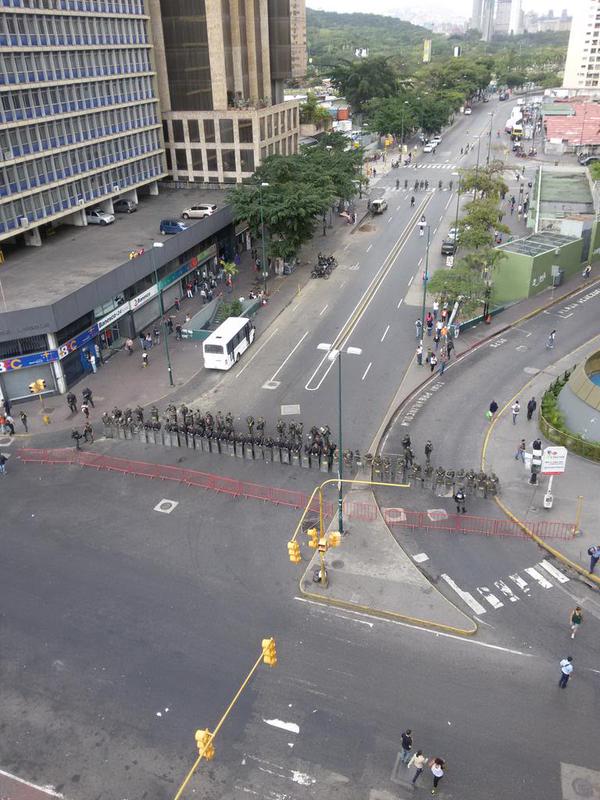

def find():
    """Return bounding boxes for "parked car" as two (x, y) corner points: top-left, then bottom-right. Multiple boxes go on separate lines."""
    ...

(370, 198), (388, 215)
(447, 227), (460, 241)
(423, 142), (436, 153)
(430, 135), (442, 145)
(86, 209), (115, 225)
(578, 153), (600, 166)
(160, 219), (189, 235)
(182, 203), (217, 220)
(441, 240), (457, 256)
(113, 198), (137, 214)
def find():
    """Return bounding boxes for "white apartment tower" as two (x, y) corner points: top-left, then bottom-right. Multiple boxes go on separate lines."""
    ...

(563, 0), (600, 89)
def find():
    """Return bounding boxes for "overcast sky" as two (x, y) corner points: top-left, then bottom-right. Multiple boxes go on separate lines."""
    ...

(307, 0), (566, 19)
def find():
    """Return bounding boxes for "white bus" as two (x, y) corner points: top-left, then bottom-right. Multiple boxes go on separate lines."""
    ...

(203, 316), (255, 370)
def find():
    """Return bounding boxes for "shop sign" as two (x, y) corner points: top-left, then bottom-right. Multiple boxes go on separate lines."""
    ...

(541, 446), (567, 475)
(58, 324), (99, 359)
(0, 350), (59, 372)
(97, 301), (131, 331)
(131, 285), (158, 311)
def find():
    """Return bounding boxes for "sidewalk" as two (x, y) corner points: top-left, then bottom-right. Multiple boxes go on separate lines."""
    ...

(481, 337), (600, 582)
(298, 486), (477, 635)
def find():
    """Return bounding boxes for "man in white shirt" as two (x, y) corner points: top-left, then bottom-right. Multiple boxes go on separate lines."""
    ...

(559, 656), (573, 689)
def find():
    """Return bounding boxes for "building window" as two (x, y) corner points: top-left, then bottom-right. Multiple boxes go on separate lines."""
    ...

(260, 117), (265, 140)
(219, 119), (234, 143)
(189, 119), (201, 143)
(222, 149), (236, 171)
(240, 150), (254, 172)
(175, 148), (187, 170)
(204, 119), (215, 143)
(162, 120), (169, 142)
(165, 149), (173, 170)
(206, 149), (218, 171)
(191, 150), (203, 170)
(172, 119), (185, 142)
(267, 115), (273, 138)
(239, 118), (253, 143)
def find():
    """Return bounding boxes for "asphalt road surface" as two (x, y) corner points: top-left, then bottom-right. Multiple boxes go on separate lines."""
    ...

(2, 457), (599, 800)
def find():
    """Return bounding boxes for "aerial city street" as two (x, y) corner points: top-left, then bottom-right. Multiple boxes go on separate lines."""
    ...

(1, 2), (599, 800)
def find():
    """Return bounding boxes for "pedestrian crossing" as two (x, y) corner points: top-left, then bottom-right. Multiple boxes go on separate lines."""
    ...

(440, 559), (569, 616)
(407, 163), (457, 170)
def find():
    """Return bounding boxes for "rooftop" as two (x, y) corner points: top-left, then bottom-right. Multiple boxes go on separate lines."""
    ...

(0, 187), (228, 314)
(544, 101), (600, 146)
(537, 169), (593, 208)
(498, 231), (579, 257)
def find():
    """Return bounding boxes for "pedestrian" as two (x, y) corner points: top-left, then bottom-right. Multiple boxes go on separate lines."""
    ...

(4, 414), (14, 435)
(186, 282), (193, 299)
(488, 399), (499, 421)
(433, 331), (440, 351)
(430, 758), (446, 795)
(67, 392), (78, 413)
(1, 397), (11, 416)
(408, 751), (427, 785)
(153, 325), (160, 346)
(439, 356), (447, 375)
(432, 300), (439, 320)
(174, 297), (181, 312)
(400, 729), (413, 765)
(81, 401), (90, 419)
(588, 544), (600, 573)
(82, 387), (94, 408)
(19, 410), (28, 433)
(415, 319), (423, 340)
(526, 396), (537, 421)
(546, 330), (556, 349)
(89, 352), (97, 373)
(83, 421), (94, 443)
(447, 338), (454, 359)
(226, 274), (233, 293)
(142, 351), (149, 368)
(200, 286), (207, 304)
(0, 452), (7, 476)
(558, 656), (573, 689)
(426, 314), (434, 337)
(94, 342), (104, 366)
(429, 353), (438, 373)
(166, 317), (174, 335)
(453, 486), (466, 513)
(125, 337), (134, 355)
(416, 342), (423, 366)
(583, 264), (591, 279)
(175, 324), (183, 341)
(145, 333), (153, 350)
(511, 399), (520, 424)
(514, 438), (526, 462)
(426, 347), (433, 366)
(569, 606), (583, 639)
(139, 332), (146, 350)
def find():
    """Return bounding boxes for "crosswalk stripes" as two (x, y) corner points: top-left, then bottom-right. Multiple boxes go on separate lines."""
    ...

(441, 561), (569, 616)
(407, 163), (457, 170)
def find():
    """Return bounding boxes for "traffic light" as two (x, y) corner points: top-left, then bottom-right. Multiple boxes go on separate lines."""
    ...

(328, 531), (342, 548)
(317, 537), (328, 554)
(287, 540), (301, 563)
(195, 728), (215, 760)
(307, 528), (319, 548)
(28, 379), (46, 394)
(262, 637), (277, 667)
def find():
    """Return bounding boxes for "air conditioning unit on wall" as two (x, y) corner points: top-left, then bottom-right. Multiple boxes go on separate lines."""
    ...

(19, 216), (29, 227)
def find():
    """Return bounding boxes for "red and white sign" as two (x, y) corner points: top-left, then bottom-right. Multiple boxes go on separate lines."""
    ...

(541, 446), (567, 475)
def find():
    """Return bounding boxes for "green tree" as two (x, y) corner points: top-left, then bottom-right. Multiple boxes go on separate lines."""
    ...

(330, 57), (397, 112)
(427, 266), (487, 317)
(300, 92), (331, 128)
(366, 96), (416, 139)
(459, 197), (509, 249)
(458, 165), (508, 199)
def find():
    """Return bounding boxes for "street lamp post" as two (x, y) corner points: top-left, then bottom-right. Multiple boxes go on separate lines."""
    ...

(258, 181), (269, 296)
(474, 135), (481, 196)
(452, 172), (461, 240)
(419, 223), (431, 333)
(400, 100), (409, 151)
(317, 343), (362, 536)
(151, 241), (174, 386)
(486, 111), (494, 166)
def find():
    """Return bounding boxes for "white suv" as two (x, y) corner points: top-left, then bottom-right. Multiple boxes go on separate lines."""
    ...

(182, 203), (217, 220)
(86, 208), (115, 225)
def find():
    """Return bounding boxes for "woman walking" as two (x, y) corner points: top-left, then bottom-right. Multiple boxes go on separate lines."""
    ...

(569, 606), (583, 639)
(408, 751), (427, 785)
(430, 757), (446, 795)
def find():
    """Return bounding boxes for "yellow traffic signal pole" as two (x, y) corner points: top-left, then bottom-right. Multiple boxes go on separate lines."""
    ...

(172, 638), (277, 800)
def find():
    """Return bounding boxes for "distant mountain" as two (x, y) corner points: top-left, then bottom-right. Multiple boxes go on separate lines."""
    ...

(306, 8), (448, 67)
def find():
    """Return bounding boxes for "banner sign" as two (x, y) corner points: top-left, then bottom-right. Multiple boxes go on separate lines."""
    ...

(541, 446), (567, 475)
(97, 301), (131, 331)
(0, 350), (59, 372)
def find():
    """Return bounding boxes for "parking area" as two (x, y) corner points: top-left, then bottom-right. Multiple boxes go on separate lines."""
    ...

(0, 186), (228, 312)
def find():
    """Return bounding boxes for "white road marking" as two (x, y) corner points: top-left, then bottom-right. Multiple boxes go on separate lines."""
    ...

(319, 304), (328, 316)
(236, 327), (279, 377)
(478, 589), (504, 610)
(413, 552), (429, 563)
(295, 597), (535, 657)
(433, 227), (438, 235)
(445, 196), (452, 210)
(494, 580), (519, 602)
(509, 574), (531, 594)
(381, 324), (390, 342)
(339, 280), (346, 288)
(266, 331), (309, 385)
(361, 362), (372, 381)
(387, 215), (393, 222)
(366, 243), (373, 252)
(418, 257), (423, 266)
(539, 560), (569, 584)
(154, 499), (179, 514)
(397, 298), (403, 308)
(0, 769), (63, 798)
(263, 719), (299, 734)
(524, 567), (553, 589)
(441, 574), (487, 615)
(407, 275), (414, 286)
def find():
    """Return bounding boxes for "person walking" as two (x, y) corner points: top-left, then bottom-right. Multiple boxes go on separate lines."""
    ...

(67, 392), (78, 414)
(558, 656), (573, 688)
(125, 337), (134, 355)
(453, 486), (466, 514)
(546, 330), (556, 349)
(89, 352), (97, 373)
(1, 397), (11, 417)
(526, 397), (537, 421)
(415, 319), (423, 340)
(400, 729), (413, 765)
(426, 314), (434, 337)
(19, 410), (28, 433)
(4, 415), (14, 435)
(432, 300), (439, 320)
(408, 751), (427, 785)
(153, 325), (160, 346)
(175, 323), (183, 341)
(569, 606), (583, 639)
(511, 399), (520, 424)
(430, 758), (446, 795)
(488, 399), (499, 421)
(588, 544), (600, 574)
(439, 356), (448, 375)
(82, 387), (94, 408)
(142, 351), (149, 368)
(433, 331), (440, 351)
(447, 338), (454, 360)
(94, 341), (104, 366)
(514, 438), (526, 462)
(145, 333), (153, 350)
(0, 452), (7, 476)
(83, 421), (94, 443)
(429, 353), (438, 373)
(416, 342), (423, 366)
(81, 401), (90, 420)
(583, 264), (591, 280)
(139, 332), (146, 350)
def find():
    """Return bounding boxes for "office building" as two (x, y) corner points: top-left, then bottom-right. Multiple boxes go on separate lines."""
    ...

(150, 0), (306, 185)
(523, 10), (571, 33)
(471, 0), (483, 30)
(508, 0), (522, 34)
(0, 0), (166, 247)
(563, 1), (600, 89)
(480, 0), (495, 40)
(494, 0), (512, 34)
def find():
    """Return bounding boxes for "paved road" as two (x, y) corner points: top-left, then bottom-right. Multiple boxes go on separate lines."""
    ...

(184, 101), (509, 453)
(2, 455), (599, 800)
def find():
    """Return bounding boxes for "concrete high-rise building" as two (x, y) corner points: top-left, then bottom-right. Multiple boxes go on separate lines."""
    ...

(480, 0), (495, 40)
(0, 1), (166, 247)
(494, 0), (512, 34)
(523, 9), (571, 33)
(471, 0), (484, 30)
(150, 0), (306, 185)
(508, 0), (522, 34)
(563, 1), (600, 89)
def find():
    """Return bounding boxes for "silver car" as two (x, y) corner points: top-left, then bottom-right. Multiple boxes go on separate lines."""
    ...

(182, 203), (217, 220)
(86, 208), (115, 225)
